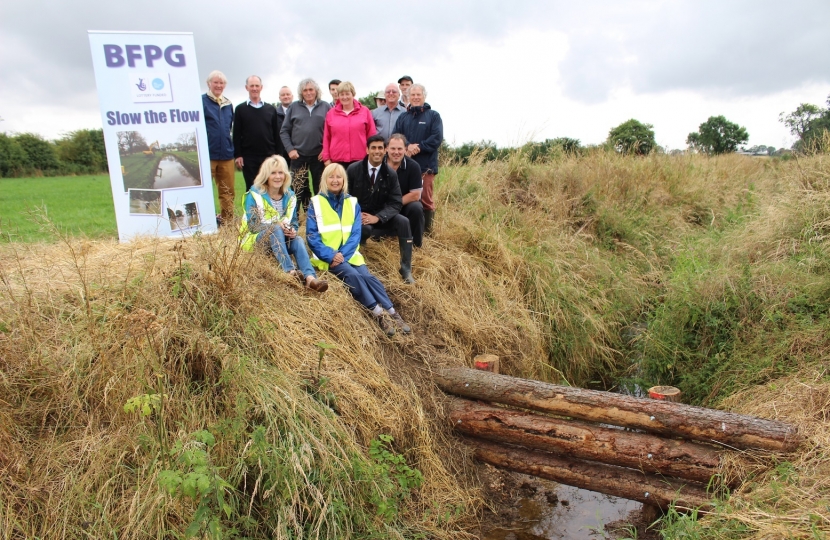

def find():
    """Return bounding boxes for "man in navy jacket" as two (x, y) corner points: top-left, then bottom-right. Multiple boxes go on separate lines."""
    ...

(393, 84), (443, 235)
(202, 70), (235, 223)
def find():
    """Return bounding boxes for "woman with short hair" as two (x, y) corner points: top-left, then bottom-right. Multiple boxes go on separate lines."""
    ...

(306, 163), (411, 336)
(240, 155), (328, 292)
(321, 81), (377, 169)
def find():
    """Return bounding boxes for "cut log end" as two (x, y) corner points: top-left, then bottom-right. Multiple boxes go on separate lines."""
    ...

(473, 354), (500, 374)
(649, 386), (682, 403)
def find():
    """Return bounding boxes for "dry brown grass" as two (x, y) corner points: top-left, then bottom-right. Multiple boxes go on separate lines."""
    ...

(3, 150), (830, 538)
(0, 214), (546, 538)
(703, 368), (830, 537)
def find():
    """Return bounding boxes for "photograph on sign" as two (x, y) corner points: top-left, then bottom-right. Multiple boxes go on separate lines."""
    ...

(116, 128), (202, 192)
(166, 201), (201, 231)
(128, 189), (162, 215)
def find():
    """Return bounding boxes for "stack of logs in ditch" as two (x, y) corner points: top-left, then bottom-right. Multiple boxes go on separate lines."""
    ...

(437, 366), (803, 511)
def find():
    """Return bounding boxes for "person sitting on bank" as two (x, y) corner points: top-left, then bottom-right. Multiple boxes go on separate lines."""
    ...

(307, 163), (411, 336)
(239, 155), (328, 292)
(386, 133), (425, 248)
(346, 134), (415, 284)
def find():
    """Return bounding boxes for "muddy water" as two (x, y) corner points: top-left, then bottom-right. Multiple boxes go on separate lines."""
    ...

(153, 155), (199, 189)
(484, 483), (642, 539)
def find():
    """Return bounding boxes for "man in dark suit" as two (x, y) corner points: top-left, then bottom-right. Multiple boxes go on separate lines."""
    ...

(346, 134), (415, 283)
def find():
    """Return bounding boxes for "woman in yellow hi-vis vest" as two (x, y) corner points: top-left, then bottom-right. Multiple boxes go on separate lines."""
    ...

(240, 155), (328, 292)
(307, 163), (411, 336)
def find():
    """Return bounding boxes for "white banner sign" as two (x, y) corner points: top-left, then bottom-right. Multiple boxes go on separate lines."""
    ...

(88, 31), (217, 241)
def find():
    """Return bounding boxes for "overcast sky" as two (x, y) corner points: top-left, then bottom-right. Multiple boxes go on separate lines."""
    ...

(1, 0), (829, 150)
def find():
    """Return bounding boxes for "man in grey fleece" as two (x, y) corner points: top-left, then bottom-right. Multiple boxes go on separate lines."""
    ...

(280, 78), (331, 210)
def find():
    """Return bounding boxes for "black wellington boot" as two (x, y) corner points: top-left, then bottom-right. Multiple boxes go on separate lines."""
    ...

(399, 237), (415, 284)
(423, 209), (435, 236)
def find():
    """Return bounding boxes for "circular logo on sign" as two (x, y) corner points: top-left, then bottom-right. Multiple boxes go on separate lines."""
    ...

(152, 78), (165, 90)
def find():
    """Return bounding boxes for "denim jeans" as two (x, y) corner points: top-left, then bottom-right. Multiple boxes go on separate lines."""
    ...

(329, 263), (392, 310)
(262, 227), (317, 278)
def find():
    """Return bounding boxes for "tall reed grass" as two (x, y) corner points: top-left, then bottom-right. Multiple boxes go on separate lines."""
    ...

(3, 147), (830, 538)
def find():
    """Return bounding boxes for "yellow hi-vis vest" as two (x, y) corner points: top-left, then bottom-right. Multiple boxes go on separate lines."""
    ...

(238, 190), (295, 251)
(310, 194), (365, 271)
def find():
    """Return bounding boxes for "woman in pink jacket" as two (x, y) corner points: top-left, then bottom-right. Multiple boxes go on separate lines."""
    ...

(321, 81), (377, 169)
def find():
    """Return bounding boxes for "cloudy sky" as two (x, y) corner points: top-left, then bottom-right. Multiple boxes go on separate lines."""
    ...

(1, 0), (829, 150)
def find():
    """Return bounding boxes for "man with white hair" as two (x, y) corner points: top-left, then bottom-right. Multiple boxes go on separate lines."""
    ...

(372, 83), (406, 142)
(233, 75), (281, 191)
(280, 78), (331, 209)
(202, 70), (234, 224)
(393, 83), (443, 234)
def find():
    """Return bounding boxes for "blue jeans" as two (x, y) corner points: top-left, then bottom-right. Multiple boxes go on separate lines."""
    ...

(260, 227), (317, 278)
(329, 263), (392, 310)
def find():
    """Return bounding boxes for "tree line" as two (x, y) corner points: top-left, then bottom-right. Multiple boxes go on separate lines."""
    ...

(0, 129), (108, 178)
(779, 93), (830, 152)
(3, 92), (829, 177)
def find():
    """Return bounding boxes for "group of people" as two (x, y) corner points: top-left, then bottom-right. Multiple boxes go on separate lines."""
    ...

(203, 71), (444, 337)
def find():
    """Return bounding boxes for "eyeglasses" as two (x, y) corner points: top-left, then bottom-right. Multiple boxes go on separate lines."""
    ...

(385, 90), (400, 95)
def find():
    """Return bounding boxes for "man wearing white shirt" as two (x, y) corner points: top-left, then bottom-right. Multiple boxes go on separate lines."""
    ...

(233, 75), (280, 191)
(398, 75), (413, 108)
(346, 134), (415, 283)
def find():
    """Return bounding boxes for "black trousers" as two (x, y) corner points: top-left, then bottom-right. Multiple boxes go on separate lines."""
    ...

(401, 201), (425, 247)
(360, 214), (412, 244)
(241, 155), (268, 192)
(290, 155), (325, 210)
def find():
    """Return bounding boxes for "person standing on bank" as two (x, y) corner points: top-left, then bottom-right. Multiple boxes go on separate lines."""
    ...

(275, 86), (294, 164)
(239, 155), (328, 292)
(347, 134), (415, 284)
(280, 78), (331, 210)
(322, 81), (377, 170)
(398, 75), (413, 109)
(328, 79), (341, 107)
(386, 133), (425, 247)
(202, 70), (235, 224)
(372, 83), (407, 142)
(307, 163), (411, 336)
(393, 83), (443, 235)
(233, 76), (281, 192)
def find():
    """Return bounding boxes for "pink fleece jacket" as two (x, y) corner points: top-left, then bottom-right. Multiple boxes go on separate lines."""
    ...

(321, 100), (377, 163)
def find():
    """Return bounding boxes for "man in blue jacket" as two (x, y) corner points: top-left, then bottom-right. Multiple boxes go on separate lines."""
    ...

(202, 70), (234, 224)
(393, 84), (443, 235)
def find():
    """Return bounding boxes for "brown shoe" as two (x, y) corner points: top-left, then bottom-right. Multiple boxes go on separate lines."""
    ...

(306, 277), (328, 293)
(389, 312), (411, 334)
(376, 313), (396, 337)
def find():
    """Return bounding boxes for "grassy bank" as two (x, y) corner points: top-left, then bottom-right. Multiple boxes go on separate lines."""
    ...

(2, 151), (830, 537)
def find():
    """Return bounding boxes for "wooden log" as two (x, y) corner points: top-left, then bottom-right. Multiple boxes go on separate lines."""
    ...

(470, 438), (713, 511)
(448, 398), (723, 484)
(436, 367), (802, 452)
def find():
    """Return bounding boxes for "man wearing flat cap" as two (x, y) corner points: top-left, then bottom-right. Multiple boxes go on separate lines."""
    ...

(398, 75), (413, 109)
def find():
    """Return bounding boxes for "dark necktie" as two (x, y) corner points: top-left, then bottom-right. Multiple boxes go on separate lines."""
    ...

(370, 167), (377, 186)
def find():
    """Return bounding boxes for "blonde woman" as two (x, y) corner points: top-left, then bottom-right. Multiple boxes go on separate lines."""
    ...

(321, 81), (377, 169)
(306, 163), (410, 336)
(240, 155), (328, 292)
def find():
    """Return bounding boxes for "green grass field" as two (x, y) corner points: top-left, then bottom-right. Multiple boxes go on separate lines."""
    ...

(0, 172), (247, 242)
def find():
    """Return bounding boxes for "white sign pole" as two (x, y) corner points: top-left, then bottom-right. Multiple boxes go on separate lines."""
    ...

(88, 31), (217, 241)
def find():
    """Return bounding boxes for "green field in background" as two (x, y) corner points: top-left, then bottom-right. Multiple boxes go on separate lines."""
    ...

(0, 172), (247, 243)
